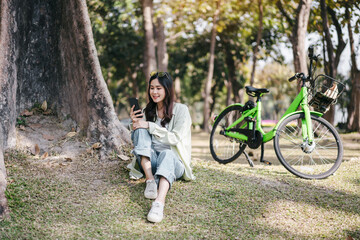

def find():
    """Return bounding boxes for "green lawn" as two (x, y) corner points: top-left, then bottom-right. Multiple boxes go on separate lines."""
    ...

(1, 132), (360, 239)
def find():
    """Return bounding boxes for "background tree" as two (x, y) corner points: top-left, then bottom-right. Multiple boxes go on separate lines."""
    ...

(250, 0), (264, 86)
(141, 0), (157, 79)
(345, 2), (360, 131)
(203, 0), (221, 131)
(87, 0), (145, 106)
(86, 0), (359, 132)
(317, 0), (347, 124)
(277, 0), (312, 79)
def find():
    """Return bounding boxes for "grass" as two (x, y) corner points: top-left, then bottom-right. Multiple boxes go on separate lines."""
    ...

(1, 132), (360, 239)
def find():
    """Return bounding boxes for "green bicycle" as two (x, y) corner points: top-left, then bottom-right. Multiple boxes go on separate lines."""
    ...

(209, 46), (344, 179)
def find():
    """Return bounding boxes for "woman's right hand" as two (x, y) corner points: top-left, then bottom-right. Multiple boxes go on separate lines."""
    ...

(130, 105), (144, 122)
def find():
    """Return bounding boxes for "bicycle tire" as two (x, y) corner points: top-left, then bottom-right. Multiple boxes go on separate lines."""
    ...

(274, 113), (343, 179)
(209, 105), (247, 164)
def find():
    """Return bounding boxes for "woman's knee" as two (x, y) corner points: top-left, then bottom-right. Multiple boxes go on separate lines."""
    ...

(132, 129), (153, 159)
(132, 128), (150, 141)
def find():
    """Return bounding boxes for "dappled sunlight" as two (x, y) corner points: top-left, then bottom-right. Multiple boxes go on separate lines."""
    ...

(255, 199), (360, 239)
(3, 130), (360, 239)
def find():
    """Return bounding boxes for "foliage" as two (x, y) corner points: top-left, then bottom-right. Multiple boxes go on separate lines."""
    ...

(256, 62), (295, 120)
(87, 0), (146, 111)
(86, 0), (358, 126)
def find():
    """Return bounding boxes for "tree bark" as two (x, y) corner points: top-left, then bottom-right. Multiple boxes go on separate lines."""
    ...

(346, 6), (360, 132)
(320, 0), (346, 124)
(142, 0), (157, 79)
(203, 0), (220, 132)
(291, 0), (311, 76)
(224, 41), (242, 104)
(156, 17), (168, 72)
(0, 148), (9, 218)
(277, 0), (311, 76)
(0, 0), (131, 218)
(250, 0), (263, 86)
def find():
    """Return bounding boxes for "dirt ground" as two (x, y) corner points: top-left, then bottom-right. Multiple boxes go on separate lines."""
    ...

(15, 114), (88, 168)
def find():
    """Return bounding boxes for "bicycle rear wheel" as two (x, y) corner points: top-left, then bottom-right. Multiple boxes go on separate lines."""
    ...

(210, 105), (247, 164)
(274, 113), (343, 179)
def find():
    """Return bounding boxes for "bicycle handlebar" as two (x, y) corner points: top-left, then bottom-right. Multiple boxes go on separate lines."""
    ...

(288, 73), (304, 82)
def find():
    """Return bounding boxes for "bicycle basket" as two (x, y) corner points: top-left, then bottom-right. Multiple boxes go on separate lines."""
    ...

(308, 74), (345, 113)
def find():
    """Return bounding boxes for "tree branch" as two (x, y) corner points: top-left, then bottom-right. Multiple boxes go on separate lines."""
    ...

(276, 0), (294, 27)
(327, 6), (346, 68)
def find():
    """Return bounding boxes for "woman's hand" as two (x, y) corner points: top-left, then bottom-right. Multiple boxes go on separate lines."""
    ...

(130, 106), (147, 130)
(130, 105), (144, 122)
(132, 119), (149, 130)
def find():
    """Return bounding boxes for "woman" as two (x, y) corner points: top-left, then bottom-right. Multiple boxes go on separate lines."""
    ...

(127, 71), (195, 223)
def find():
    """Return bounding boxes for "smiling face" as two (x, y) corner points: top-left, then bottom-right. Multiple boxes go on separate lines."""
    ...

(149, 78), (166, 105)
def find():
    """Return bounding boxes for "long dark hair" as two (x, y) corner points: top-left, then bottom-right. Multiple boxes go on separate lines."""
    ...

(145, 72), (174, 127)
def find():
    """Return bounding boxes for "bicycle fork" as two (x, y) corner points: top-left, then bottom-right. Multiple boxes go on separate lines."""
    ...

(300, 99), (316, 153)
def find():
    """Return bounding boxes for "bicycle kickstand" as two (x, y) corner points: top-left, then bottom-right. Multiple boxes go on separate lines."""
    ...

(243, 151), (254, 167)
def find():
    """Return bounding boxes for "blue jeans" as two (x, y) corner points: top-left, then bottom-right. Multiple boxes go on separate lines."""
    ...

(131, 128), (185, 188)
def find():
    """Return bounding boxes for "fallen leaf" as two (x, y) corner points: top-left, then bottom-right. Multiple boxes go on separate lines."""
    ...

(41, 100), (47, 111)
(21, 109), (33, 116)
(92, 142), (102, 149)
(19, 125), (26, 131)
(31, 144), (40, 156)
(41, 152), (48, 159)
(42, 134), (55, 141)
(117, 154), (130, 161)
(65, 132), (77, 138)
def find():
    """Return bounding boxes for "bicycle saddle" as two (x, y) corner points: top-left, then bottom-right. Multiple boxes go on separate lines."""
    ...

(245, 86), (270, 96)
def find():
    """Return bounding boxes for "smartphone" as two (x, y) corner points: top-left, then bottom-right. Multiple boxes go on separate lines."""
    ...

(128, 98), (141, 116)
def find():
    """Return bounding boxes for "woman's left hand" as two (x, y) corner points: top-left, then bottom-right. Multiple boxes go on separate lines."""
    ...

(132, 120), (149, 130)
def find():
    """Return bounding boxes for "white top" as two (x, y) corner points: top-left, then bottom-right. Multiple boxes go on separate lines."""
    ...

(152, 117), (171, 152)
(127, 103), (195, 181)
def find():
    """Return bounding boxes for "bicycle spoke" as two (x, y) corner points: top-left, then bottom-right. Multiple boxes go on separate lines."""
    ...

(275, 113), (342, 179)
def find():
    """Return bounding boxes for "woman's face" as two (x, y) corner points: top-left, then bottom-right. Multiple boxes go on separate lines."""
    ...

(149, 79), (166, 104)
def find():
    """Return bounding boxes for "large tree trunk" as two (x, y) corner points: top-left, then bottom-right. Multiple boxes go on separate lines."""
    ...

(0, 148), (9, 218)
(346, 6), (360, 132)
(0, 0), (131, 218)
(203, 0), (220, 132)
(250, 0), (263, 86)
(142, 0), (157, 79)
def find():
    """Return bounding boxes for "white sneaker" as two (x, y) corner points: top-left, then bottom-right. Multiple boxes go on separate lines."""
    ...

(144, 180), (157, 199)
(147, 201), (164, 223)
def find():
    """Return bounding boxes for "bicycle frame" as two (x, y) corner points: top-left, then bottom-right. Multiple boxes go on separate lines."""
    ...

(220, 85), (323, 145)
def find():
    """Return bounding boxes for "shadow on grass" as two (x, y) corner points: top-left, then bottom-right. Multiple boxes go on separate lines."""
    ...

(2, 153), (359, 239)
(178, 163), (360, 239)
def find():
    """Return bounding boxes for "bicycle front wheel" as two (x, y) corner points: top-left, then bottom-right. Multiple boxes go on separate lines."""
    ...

(210, 105), (247, 164)
(274, 113), (343, 179)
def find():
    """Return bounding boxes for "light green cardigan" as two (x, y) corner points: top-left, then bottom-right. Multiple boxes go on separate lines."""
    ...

(127, 103), (196, 181)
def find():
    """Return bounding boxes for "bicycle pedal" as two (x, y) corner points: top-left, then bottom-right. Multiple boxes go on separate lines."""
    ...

(261, 160), (272, 165)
